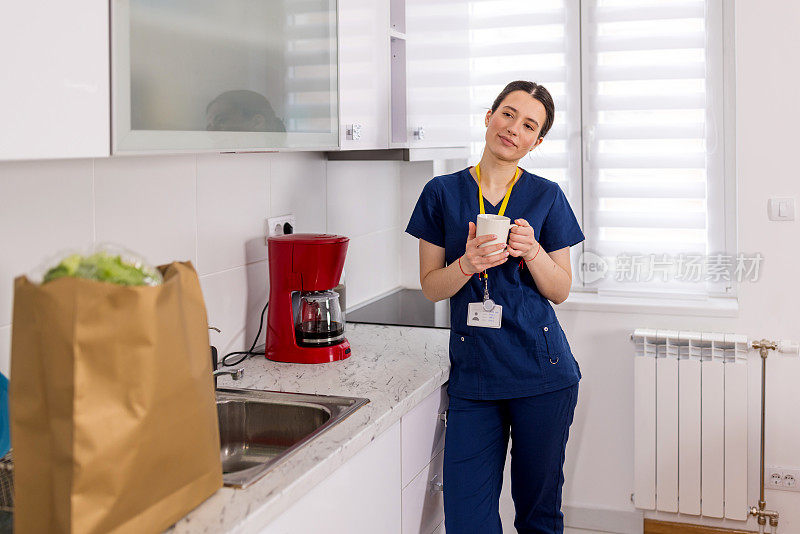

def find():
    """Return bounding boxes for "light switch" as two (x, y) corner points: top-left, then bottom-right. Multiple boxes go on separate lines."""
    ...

(768, 197), (795, 221)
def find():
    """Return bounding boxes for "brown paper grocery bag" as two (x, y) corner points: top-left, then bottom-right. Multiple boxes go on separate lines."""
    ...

(10, 261), (222, 533)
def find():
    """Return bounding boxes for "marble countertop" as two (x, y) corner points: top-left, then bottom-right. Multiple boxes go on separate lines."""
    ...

(169, 323), (450, 533)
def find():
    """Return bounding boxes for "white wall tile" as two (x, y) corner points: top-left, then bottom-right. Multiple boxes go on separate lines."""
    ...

(0, 158), (94, 325)
(244, 260), (269, 350)
(0, 152), (420, 376)
(270, 152), (327, 233)
(0, 326), (9, 378)
(399, 160), (434, 229)
(202, 267), (248, 355)
(201, 261), (268, 357)
(94, 155), (197, 267)
(326, 160), (400, 238)
(400, 232), (422, 289)
(196, 153), (269, 275)
(399, 161), (435, 289)
(344, 228), (401, 308)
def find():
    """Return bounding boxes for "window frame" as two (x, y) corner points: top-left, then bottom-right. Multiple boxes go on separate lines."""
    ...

(563, 0), (738, 310)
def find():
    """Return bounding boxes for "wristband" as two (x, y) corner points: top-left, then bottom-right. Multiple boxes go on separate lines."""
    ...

(524, 243), (541, 263)
(457, 257), (471, 276)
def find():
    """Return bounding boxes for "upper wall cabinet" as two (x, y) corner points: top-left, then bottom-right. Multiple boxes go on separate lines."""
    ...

(337, 0), (390, 151)
(0, 1), (110, 161)
(334, 0), (471, 155)
(111, 0), (339, 154)
(404, 0), (471, 149)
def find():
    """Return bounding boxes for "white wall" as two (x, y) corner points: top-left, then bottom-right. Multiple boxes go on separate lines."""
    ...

(327, 160), (405, 306)
(0, 152), (410, 376)
(399, 159), (467, 290)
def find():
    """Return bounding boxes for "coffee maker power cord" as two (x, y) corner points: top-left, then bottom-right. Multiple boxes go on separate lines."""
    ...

(221, 301), (269, 367)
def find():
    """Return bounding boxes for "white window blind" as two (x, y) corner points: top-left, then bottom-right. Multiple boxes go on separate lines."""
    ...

(582, 0), (728, 298)
(460, 0), (730, 299)
(466, 0), (582, 209)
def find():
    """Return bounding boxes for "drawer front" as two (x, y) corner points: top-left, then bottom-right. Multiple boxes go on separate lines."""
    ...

(401, 385), (448, 487)
(401, 448), (444, 534)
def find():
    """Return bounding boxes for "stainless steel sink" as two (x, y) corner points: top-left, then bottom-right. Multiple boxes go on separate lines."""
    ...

(216, 388), (369, 488)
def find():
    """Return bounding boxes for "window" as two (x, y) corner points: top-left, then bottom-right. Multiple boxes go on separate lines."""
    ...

(463, 0), (735, 302)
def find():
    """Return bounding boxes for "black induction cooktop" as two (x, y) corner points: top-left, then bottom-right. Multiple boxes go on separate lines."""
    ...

(346, 289), (450, 329)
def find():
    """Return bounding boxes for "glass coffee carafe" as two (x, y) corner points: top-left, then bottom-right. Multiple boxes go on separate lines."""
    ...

(294, 290), (345, 347)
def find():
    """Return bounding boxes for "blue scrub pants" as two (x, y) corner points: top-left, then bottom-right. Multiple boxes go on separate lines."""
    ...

(443, 383), (579, 534)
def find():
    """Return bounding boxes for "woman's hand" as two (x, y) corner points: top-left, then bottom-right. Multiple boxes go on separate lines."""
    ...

(508, 219), (540, 260)
(460, 222), (509, 274)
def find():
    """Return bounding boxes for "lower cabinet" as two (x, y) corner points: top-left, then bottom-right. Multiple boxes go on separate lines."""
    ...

(401, 385), (448, 534)
(258, 385), (449, 534)
(259, 419), (402, 534)
(401, 448), (444, 534)
(499, 447), (515, 531)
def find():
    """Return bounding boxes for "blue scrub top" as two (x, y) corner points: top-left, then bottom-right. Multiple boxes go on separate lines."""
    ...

(406, 166), (585, 400)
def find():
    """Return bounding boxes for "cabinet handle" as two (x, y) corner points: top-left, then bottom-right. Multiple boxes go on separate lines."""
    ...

(429, 474), (444, 493)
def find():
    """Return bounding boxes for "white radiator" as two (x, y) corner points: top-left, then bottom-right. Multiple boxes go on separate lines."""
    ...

(631, 329), (749, 521)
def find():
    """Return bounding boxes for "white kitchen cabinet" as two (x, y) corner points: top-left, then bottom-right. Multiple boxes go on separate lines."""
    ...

(0, 1), (110, 161)
(111, 0), (339, 154)
(338, 0), (391, 150)
(499, 444), (517, 531)
(334, 0), (470, 154)
(400, 385), (448, 534)
(259, 384), (449, 534)
(401, 384), (448, 487)
(259, 420), (402, 534)
(401, 448), (444, 534)
(404, 0), (471, 150)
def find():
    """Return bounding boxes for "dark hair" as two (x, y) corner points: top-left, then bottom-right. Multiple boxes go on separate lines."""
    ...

(490, 80), (555, 139)
(206, 90), (286, 132)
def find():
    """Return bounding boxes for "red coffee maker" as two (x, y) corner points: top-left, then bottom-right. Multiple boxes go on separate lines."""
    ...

(265, 234), (351, 363)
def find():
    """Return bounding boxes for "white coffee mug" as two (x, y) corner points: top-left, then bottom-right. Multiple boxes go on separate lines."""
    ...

(476, 214), (517, 255)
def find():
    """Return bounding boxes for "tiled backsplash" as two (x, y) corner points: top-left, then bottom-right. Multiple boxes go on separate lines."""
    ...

(0, 151), (424, 376)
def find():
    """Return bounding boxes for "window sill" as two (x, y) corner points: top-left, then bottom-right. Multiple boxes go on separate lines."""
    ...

(556, 291), (739, 318)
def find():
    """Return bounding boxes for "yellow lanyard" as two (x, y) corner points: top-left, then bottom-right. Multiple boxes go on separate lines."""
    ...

(476, 163), (520, 217)
(475, 163), (520, 280)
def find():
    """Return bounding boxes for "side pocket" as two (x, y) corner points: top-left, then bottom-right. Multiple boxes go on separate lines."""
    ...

(539, 321), (580, 383)
(542, 320), (569, 357)
(448, 331), (478, 381)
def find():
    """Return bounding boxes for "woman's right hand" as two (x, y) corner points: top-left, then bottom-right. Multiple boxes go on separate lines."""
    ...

(460, 222), (510, 274)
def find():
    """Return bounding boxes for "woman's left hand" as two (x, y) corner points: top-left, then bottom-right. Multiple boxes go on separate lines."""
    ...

(508, 219), (539, 260)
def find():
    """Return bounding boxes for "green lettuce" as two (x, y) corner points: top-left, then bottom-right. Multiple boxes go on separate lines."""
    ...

(43, 252), (159, 286)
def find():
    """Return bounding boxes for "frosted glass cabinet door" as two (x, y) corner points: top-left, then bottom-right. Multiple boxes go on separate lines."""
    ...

(111, 0), (339, 154)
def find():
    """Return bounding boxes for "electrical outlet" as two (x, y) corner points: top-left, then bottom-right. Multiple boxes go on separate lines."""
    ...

(266, 214), (296, 241)
(768, 469), (783, 488)
(767, 466), (800, 492)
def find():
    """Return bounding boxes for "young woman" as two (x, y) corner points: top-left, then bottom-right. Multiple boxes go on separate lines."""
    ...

(405, 80), (584, 534)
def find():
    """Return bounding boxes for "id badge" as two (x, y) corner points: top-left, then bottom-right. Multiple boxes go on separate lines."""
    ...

(467, 302), (502, 329)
